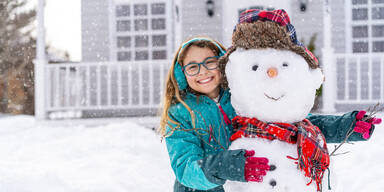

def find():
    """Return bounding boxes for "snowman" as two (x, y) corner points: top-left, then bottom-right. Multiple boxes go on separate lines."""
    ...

(220, 9), (335, 191)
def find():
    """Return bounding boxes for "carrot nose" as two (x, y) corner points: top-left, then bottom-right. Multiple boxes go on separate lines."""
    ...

(267, 67), (278, 78)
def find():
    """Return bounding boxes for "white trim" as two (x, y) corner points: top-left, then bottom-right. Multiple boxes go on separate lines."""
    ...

(356, 57), (361, 100)
(345, 57), (350, 100)
(75, 66), (81, 107)
(65, 66), (70, 106)
(381, 56), (384, 99)
(117, 64), (122, 106)
(368, 0), (372, 53)
(138, 62), (143, 105)
(107, 64), (112, 106)
(345, 0), (352, 53)
(55, 67), (60, 108)
(35, 0), (47, 119)
(97, 65), (101, 106)
(368, 54), (372, 99)
(128, 64), (133, 105)
(149, 62), (154, 105)
(109, 0), (117, 61)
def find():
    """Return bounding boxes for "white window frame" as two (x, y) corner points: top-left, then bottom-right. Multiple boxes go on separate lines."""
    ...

(347, 0), (384, 53)
(109, 0), (172, 62)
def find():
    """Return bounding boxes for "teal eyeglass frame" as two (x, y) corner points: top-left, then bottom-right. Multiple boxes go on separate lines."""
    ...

(182, 56), (220, 76)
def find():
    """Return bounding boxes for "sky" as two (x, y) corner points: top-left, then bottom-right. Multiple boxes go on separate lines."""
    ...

(32, 0), (82, 61)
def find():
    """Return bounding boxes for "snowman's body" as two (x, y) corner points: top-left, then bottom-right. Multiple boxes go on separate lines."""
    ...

(226, 138), (316, 191)
(223, 49), (336, 191)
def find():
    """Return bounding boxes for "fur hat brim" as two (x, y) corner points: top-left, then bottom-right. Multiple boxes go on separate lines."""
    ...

(225, 21), (319, 69)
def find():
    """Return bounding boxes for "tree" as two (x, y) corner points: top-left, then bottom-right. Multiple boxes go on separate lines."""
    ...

(0, 0), (36, 114)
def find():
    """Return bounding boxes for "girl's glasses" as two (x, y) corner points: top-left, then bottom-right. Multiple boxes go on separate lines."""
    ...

(182, 56), (219, 76)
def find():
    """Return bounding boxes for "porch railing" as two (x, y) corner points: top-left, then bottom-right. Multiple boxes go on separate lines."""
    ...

(44, 60), (169, 118)
(334, 53), (384, 104)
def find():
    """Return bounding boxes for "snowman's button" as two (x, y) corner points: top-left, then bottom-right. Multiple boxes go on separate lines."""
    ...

(270, 179), (277, 187)
(269, 164), (276, 171)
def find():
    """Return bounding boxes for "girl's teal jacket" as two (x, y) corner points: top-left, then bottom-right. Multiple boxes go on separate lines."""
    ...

(165, 89), (369, 192)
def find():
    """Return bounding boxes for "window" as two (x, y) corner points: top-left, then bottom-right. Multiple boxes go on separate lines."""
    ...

(373, 41), (384, 52)
(135, 51), (149, 60)
(116, 5), (130, 17)
(116, 20), (130, 32)
(135, 35), (148, 47)
(352, 0), (367, 5)
(152, 18), (165, 30)
(117, 51), (131, 61)
(372, 7), (384, 19)
(134, 19), (148, 31)
(353, 42), (369, 52)
(153, 50), (167, 60)
(151, 3), (165, 15)
(350, 1), (384, 53)
(114, 2), (168, 61)
(352, 26), (368, 38)
(134, 4), (147, 16)
(373, 0), (384, 4)
(372, 25), (384, 37)
(117, 36), (131, 48)
(352, 8), (368, 20)
(152, 35), (166, 46)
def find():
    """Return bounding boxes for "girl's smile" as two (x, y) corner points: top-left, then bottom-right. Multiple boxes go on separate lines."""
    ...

(197, 76), (214, 84)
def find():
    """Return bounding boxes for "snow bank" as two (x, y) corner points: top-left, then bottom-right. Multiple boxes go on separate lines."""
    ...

(0, 115), (174, 192)
(0, 115), (382, 191)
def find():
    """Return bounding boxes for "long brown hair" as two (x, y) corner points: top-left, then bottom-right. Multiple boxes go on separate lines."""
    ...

(159, 37), (227, 137)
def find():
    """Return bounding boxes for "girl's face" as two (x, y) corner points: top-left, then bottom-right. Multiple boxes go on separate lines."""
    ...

(182, 46), (222, 99)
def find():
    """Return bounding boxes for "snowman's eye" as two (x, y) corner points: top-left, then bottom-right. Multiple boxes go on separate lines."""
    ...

(282, 62), (289, 67)
(252, 65), (259, 71)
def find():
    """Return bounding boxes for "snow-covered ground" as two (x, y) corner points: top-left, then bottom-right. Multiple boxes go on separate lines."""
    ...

(0, 115), (383, 191)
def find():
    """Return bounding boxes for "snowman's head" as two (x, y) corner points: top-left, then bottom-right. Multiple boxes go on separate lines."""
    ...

(226, 48), (323, 123)
(220, 9), (323, 123)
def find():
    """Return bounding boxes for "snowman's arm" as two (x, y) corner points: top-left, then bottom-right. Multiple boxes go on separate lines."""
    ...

(165, 109), (247, 190)
(307, 111), (371, 143)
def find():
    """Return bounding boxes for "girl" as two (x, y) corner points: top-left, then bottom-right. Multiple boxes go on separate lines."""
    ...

(159, 37), (379, 192)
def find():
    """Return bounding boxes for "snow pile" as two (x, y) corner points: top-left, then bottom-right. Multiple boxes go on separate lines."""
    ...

(0, 115), (174, 192)
(0, 115), (382, 191)
(331, 121), (384, 192)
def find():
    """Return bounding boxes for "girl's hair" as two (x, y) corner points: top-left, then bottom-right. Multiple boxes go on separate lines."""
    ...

(159, 37), (227, 137)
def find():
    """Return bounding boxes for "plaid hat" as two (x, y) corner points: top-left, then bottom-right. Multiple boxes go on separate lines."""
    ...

(226, 9), (319, 69)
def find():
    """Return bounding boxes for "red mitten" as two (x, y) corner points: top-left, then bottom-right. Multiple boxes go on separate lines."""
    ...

(244, 150), (270, 182)
(354, 110), (382, 139)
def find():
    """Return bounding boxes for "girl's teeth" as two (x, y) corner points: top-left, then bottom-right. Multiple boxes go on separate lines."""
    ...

(199, 77), (212, 83)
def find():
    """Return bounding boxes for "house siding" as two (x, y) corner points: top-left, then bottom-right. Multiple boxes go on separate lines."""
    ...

(290, 0), (324, 57)
(81, 0), (110, 62)
(76, 0), (384, 117)
(181, 0), (223, 43)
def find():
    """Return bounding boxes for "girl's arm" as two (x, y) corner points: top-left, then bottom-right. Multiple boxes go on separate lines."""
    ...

(307, 111), (374, 143)
(165, 107), (247, 190)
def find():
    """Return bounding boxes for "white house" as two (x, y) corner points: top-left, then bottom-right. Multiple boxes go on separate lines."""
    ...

(37, 0), (384, 119)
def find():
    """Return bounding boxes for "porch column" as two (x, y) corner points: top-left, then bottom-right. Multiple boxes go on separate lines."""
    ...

(321, 0), (336, 113)
(34, 0), (47, 119)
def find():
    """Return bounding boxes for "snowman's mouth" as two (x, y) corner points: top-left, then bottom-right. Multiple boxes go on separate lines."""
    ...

(264, 93), (285, 101)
